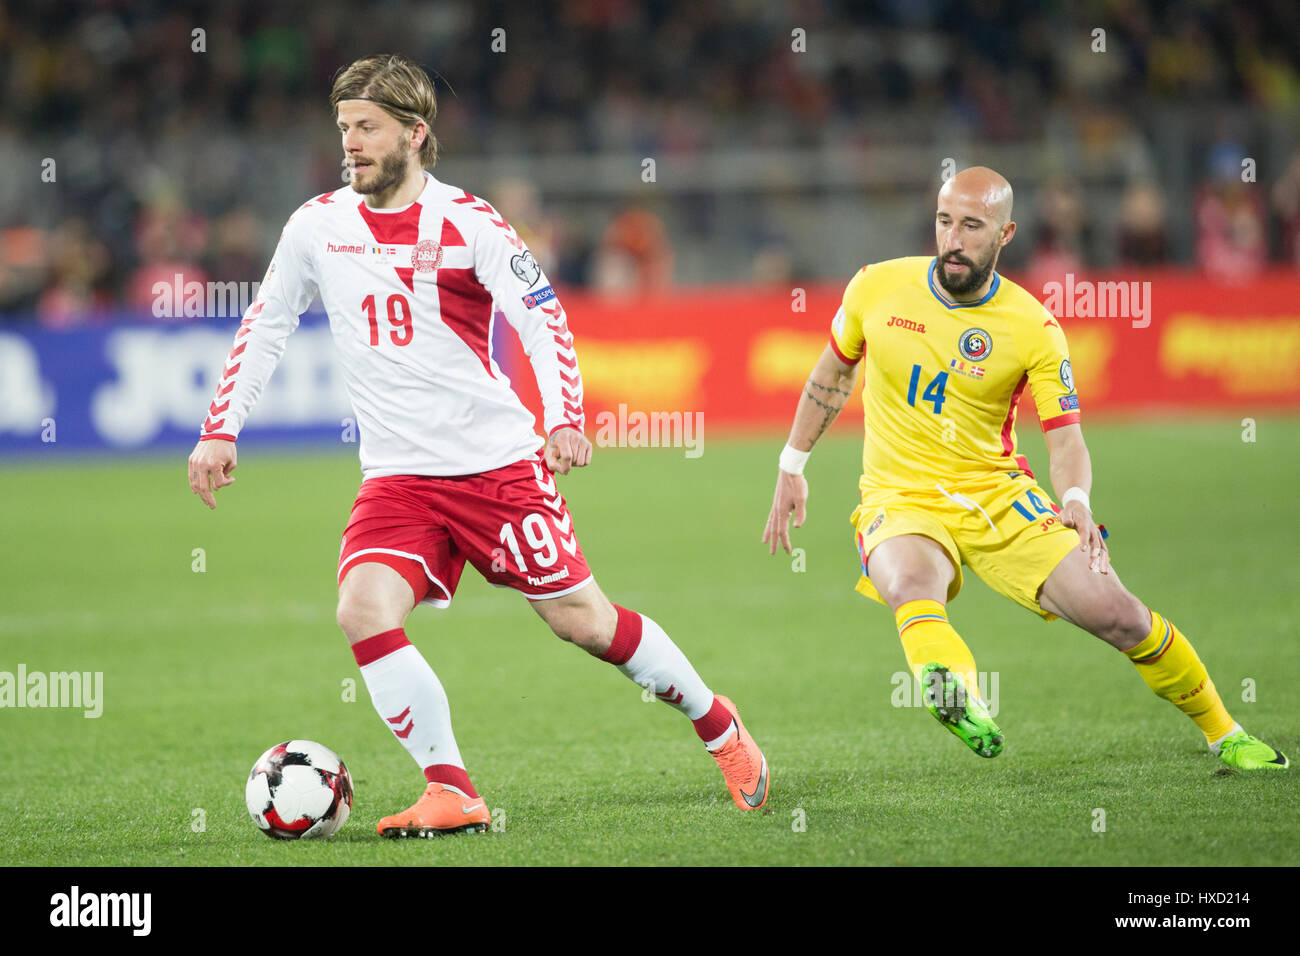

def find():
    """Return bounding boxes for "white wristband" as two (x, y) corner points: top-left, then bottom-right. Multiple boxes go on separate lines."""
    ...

(779, 444), (811, 475)
(1061, 486), (1090, 512)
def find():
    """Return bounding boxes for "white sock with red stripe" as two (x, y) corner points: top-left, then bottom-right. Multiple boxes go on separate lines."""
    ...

(351, 628), (479, 799)
(601, 606), (737, 751)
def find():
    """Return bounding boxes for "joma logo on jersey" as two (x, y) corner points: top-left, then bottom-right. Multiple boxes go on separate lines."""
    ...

(887, 316), (927, 333)
(326, 242), (365, 254)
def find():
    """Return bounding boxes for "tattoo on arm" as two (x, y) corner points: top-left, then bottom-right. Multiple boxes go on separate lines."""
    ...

(804, 377), (854, 444)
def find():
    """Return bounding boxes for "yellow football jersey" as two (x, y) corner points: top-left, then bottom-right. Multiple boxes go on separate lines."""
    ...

(830, 256), (1080, 491)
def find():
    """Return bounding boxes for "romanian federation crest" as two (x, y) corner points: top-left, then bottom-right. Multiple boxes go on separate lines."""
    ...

(958, 327), (992, 362)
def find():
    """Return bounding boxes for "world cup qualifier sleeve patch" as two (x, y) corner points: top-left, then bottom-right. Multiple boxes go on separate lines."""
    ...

(511, 251), (541, 286)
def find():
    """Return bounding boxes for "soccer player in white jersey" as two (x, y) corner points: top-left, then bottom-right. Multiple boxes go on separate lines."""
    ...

(187, 54), (768, 835)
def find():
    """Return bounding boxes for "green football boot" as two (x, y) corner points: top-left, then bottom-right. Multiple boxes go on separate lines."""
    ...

(1216, 731), (1289, 771)
(919, 662), (1004, 758)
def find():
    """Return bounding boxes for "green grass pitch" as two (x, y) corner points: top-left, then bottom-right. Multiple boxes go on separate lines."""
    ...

(1, 419), (1296, 866)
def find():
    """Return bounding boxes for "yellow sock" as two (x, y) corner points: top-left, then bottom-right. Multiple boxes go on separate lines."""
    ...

(895, 599), (979, 695)
(1125, 610), (1236, 743)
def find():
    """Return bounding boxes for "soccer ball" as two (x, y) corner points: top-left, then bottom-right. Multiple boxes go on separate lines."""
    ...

(245, 739), (354, 840)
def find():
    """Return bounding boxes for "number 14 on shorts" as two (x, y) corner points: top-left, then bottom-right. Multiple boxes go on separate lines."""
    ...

(1010, 489), (1057, 526)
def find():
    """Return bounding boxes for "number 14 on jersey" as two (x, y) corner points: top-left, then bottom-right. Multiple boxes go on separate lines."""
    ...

(906, 364), (948, 414)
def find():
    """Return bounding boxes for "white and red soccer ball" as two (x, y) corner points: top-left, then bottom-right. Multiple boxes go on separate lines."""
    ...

(245, 740), (354, 840)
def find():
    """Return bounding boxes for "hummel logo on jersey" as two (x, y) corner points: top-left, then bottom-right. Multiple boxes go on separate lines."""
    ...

(326, 241), (365, 254)
(887, 316), (927, 333)
(523, 285), (556, 309)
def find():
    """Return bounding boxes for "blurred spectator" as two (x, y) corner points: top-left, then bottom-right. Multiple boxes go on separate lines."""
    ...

(750, 242), (796, 286)
(1026, 177), (1090, 282)
(1271, 151), (1300, 268)
(207, 206), (266, 289)
(127, 197), (210, 316)
(1116, 181), (1169, 266)
(37, 219), (112, 328)
(0, 227), (49, 316)
(591, 208), (674, 292)
(1195, 142), (1267, 281)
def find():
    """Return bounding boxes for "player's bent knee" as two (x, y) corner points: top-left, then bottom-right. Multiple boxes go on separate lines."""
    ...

(336, 596), (374, 644)
(1092, 595), (1149, 651)
(543, 605), (613, 655)
(336, 590), (400, 645)
(335, 562), (417, 644)
(1110, 598), (1152, 651)
(877, 569), (949, 610)
(551, 614), (603, 653)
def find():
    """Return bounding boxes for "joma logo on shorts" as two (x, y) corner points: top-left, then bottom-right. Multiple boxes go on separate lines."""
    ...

(887, 316), (926, 333)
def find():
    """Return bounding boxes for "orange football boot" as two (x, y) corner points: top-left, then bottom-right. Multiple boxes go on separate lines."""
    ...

(709, 695), (770, 810)
(377, 783), (490, 838)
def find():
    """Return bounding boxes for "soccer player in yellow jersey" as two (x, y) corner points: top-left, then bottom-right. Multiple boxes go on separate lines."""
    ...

(762, 166), (1287, 771)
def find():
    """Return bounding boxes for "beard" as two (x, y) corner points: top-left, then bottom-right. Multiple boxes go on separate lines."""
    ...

(936, 248), (996, 297)
(349, 143), (409, 196)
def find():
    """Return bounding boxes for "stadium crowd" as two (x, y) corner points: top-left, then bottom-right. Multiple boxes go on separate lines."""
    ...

(3, 0), (1299, 323)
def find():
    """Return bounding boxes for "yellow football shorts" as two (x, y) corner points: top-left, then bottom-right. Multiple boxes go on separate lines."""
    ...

(850, 471), (1080, 620)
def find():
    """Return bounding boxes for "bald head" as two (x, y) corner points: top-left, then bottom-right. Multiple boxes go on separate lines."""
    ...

(933, 166), (1016, 300)
(940, 166), (1014, 226)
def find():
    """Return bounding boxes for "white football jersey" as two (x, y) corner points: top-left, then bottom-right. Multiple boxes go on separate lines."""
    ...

(199, 172), (585, 477)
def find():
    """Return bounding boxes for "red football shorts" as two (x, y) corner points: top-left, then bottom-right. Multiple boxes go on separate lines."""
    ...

(337, 453), (593, 607)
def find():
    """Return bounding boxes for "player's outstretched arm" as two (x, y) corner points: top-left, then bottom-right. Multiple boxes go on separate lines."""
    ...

(187, 204), (317, 509)
(188, 438), (237, 510)
(1044, 422), (1108, 573)
(762, 344), (859, 554)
